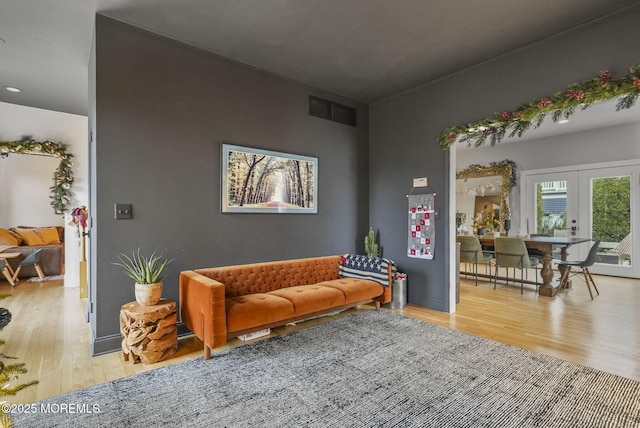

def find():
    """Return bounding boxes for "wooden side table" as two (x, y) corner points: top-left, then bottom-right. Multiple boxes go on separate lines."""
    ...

(119, 299), (178, 364)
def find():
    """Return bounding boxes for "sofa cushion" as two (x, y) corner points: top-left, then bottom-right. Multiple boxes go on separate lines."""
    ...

(14, 229), (46, 246)
(0, 228), (20, 246)
(226, 294), (294, 332)
(34, 227), (62, 244)
(269, 285), (345, 317)
(316, 278), (383, 304)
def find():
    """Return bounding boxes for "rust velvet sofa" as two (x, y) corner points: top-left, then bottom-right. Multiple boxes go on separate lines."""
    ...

(179, 254), (394, 359)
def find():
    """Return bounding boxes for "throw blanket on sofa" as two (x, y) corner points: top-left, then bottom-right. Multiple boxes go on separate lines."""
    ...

(339, 254), (396, 287)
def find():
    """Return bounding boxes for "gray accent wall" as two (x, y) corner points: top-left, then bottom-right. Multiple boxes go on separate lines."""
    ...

(90, 16), (369, 354)
(369, 5), (640, 311)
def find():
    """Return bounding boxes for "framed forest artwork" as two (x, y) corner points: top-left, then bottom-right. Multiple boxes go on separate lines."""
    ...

(221, 144), (318, 214)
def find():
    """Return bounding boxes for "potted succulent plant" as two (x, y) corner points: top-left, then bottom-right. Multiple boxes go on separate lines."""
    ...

(114, 248), (173, 306)
(364, 226), (380, 257)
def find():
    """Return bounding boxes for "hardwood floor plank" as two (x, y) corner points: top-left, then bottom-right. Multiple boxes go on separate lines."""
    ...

(0, 271), (637, 405)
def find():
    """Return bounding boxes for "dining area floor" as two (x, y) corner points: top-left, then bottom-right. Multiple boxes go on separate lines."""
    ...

(406, 271), (640, 383)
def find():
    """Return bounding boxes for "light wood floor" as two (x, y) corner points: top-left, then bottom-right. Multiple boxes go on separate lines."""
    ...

(0, 271), (638, 405)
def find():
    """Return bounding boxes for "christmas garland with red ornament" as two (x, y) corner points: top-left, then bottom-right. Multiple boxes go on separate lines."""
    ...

(439, 64), (640, 149)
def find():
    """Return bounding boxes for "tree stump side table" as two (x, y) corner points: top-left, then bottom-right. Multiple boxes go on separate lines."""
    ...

(119, 299), (178, 364)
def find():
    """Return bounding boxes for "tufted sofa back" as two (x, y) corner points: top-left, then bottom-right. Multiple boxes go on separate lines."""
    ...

(195, 255), (343, 298)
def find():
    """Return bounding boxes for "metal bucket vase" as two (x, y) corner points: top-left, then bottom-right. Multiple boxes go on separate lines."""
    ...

(135, 282), (163, 306)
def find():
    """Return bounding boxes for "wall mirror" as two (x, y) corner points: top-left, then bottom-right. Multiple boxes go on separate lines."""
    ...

(456, 161), (514, 234)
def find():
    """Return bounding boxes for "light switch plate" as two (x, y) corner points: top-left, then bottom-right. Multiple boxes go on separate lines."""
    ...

(114, 203), (132, 219)
(413, 177), (428, 187)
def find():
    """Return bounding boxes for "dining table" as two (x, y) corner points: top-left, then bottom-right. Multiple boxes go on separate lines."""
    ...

(478, 235), (592, 297)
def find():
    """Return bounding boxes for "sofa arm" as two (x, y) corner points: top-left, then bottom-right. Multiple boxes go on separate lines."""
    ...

(179, 270), (227, 359)
(375, 264), (393, 305)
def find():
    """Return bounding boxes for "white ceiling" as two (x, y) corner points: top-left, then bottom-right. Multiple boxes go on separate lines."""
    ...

(1, 0), (639, 117)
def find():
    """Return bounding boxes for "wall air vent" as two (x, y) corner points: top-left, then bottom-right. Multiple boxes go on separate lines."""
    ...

(309, 96), (357, 127)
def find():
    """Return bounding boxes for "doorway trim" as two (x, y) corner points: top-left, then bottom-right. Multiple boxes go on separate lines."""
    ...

(448, 144), (457, 312)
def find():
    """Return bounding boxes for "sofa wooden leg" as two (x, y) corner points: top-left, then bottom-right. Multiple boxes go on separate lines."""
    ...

(375, 301), (381, 311)
(204, 345), (211, 360)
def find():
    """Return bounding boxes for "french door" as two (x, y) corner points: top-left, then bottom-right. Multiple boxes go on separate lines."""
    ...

(523, 162), (640, 278)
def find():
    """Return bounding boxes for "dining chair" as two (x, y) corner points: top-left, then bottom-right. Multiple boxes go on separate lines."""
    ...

(11, 249), (45, 282)
(456, 235), (493, 286)
(557, 240), (601, 300)
(494, 237), (540, 294)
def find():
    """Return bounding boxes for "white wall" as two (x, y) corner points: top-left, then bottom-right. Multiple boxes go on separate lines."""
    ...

(0, 101), (88, 287)
(456, 121), (640, 234)
(0, 154), (61, 227)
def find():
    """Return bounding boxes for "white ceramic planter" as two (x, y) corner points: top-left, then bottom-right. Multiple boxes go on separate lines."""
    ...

(134, 282), (163, 306)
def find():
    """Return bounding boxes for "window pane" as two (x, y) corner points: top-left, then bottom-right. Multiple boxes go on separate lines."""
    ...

(591, 176), (631, 266)
(536, 181), (567, 236)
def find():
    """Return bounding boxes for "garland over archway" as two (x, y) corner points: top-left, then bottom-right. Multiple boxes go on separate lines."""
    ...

(0, 137), (74, 213)
(439, 64), (640, 149)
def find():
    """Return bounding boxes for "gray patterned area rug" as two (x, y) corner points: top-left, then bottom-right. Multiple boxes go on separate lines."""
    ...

(14, 310), (640, 427)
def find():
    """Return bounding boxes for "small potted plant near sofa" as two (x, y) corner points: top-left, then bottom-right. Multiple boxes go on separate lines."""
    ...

(364, 226), (380, 257)
(114, 248), (173, 306)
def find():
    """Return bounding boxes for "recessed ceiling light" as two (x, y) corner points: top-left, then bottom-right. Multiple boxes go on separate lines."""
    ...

(557, 119), (569, 124)
(4, 86), (22, 93)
